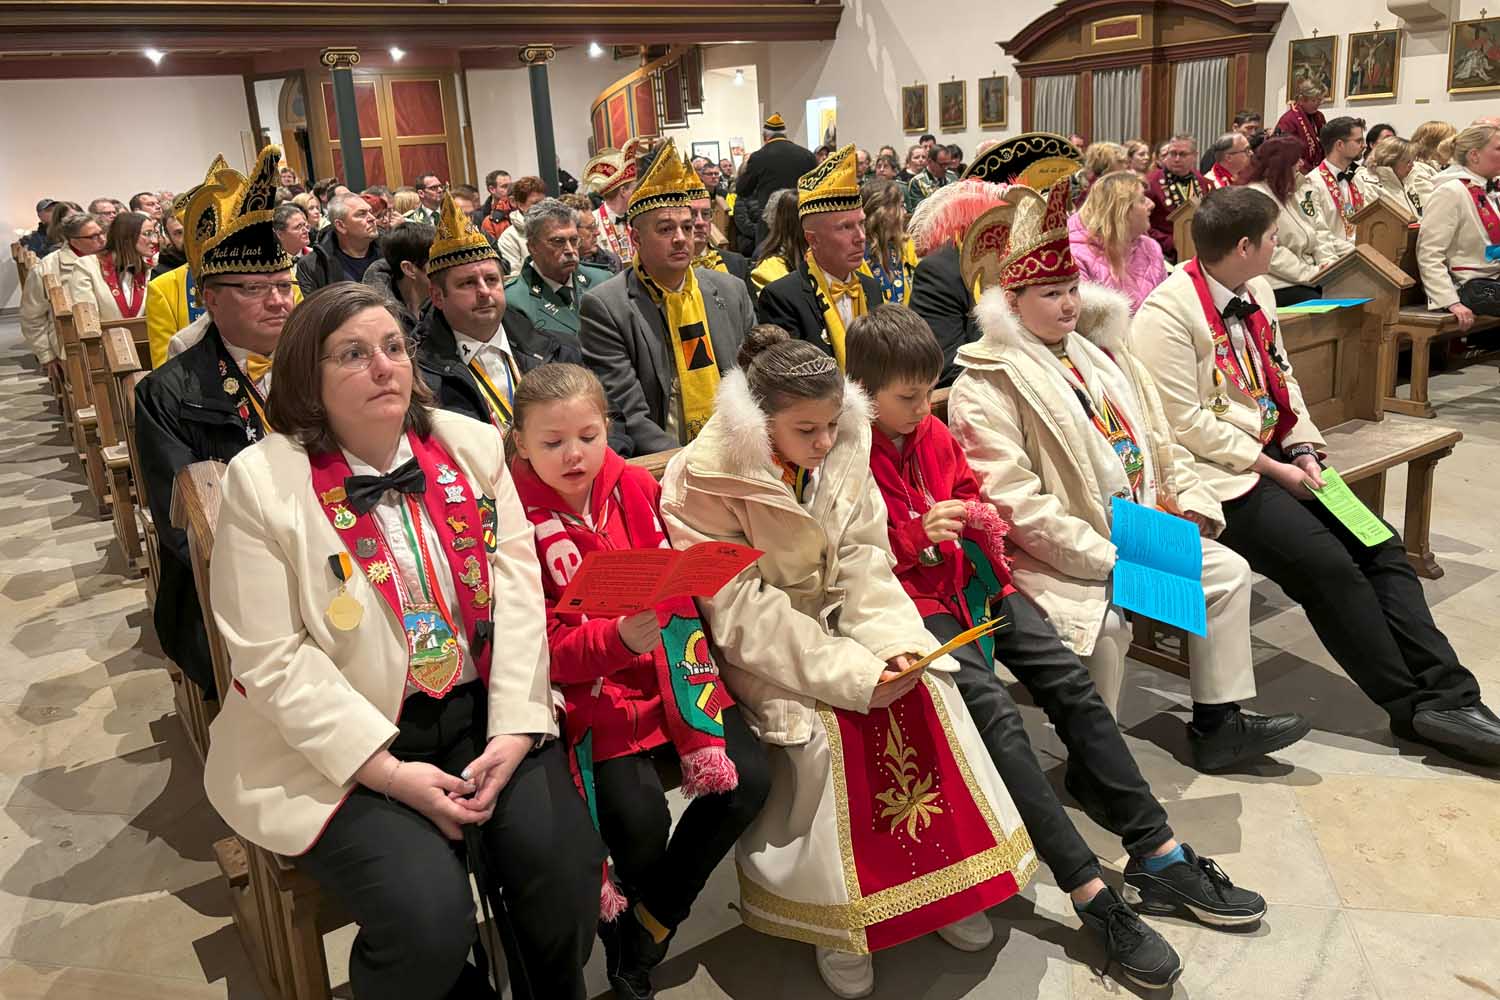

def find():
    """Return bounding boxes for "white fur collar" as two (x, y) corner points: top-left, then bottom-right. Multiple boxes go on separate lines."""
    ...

(968, 280), (1134, 363)
(706, 367), (872, 477)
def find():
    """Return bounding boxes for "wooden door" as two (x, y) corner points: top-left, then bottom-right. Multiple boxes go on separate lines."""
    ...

(320, 70), (465, 187)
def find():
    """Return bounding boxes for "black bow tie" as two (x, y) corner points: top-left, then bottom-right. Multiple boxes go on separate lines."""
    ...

(1488, 179), (1500, 194)
(1221, 296), (1261, 323)
(1336, 166), (1358, 184)
(345, 457), (426, 515)
(1167, 172), (1196, 186)
(614, 215), (627, 227)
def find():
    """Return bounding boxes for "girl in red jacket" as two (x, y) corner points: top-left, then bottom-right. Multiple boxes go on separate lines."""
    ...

(509, 363), (769, 1000)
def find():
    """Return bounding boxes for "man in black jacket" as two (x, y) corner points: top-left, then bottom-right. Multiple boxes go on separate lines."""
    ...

(757, 145), (880, 365)
(731, 113), (817, 257)
(413, 195), (634, 454)
(135, 145), (294, 696)
(684, 164), (753, 297)
(295, 192), (381, 295)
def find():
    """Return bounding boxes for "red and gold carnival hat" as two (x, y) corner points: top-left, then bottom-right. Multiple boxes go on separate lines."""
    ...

(998, 179), (1077, 291)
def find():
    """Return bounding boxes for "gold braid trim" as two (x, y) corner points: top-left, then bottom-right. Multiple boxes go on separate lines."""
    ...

(740, 908), (860, 953)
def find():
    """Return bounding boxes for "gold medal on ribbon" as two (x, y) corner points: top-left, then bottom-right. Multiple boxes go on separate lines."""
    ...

(325, 553), (364, 631)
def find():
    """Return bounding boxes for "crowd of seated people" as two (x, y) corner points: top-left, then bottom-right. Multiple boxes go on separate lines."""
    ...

(16, 110), (1500, 1000)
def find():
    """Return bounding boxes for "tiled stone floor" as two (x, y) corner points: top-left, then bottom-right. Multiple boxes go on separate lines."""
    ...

(0, 315), (1496, 999)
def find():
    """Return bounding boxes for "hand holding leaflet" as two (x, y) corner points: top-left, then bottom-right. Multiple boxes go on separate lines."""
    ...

(1308, 467), (1393, 546)
(556, 541), (762, 617)
(877, 616), (1011, 685)
(1110, 497), (1207, 637)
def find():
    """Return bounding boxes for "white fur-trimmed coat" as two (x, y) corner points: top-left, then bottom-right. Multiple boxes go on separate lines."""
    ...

(658, 369), (955, 746)
(947, 282), (1221, 655)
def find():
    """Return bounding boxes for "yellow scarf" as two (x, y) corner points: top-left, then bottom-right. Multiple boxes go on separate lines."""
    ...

(635, 260), (719, 442)
(468, 354), (519, 428)
(693, 248), (727, 273)
(805, 249), (867, 369)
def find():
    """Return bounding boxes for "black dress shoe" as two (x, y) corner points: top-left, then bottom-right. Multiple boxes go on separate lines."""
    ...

(1410, 704), (1500, 765)
(1188, 709), (1311, 772)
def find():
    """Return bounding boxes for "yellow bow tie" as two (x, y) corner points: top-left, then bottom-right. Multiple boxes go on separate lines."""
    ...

(827, 276), (863, 300)
(245, 353), (273, 384)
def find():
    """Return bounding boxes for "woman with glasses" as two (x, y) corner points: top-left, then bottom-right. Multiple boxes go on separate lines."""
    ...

(19, 210), (108, 373)
(201, 282), (605, 999)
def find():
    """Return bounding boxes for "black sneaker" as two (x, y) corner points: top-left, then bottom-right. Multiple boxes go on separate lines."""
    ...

(609, 907), (672, 1000)
(1410, 704), (1500, 766)
(1189, 709), (1312, 772)
(1124, 845), (1266, 927)
(1076, 884), (1182, 990)
(1063, 761), (1121, 836)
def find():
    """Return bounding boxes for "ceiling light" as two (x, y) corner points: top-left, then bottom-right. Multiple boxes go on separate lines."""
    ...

(389, 47), (405, 61)
(589, 42), (604, 58)
(143, 48), (164, 65)
(734, 68), (745, 86)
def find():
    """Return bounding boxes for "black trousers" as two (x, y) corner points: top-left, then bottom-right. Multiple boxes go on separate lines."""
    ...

(932, 594), (1174, 891)
(1216, 462), (1481, 727)
(593, 705), (771, 929)
(1458, 277), (1500, 317)
(297, 683), (605, 1000)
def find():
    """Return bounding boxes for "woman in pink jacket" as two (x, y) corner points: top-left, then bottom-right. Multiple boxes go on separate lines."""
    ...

(1066, 170), (1167, 313)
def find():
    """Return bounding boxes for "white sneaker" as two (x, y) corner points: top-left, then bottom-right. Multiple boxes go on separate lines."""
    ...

(814, 946), (875, 998)
(935, 911), (994, 952)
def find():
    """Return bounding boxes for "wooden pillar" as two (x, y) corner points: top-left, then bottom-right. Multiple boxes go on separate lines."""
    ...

(521, 44), (560, 196)
(321, 47), (366, 190)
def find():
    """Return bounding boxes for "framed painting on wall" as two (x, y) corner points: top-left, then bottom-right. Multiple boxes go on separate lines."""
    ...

(691, 140), (720, 163)
(901, 84), (928, 135)
(1287, 35), (1338, 100)
(1346, 29), (1400, 100)
(1449, 17), (1500, 94)
(939, 80), (966, 132)
(978, 75), (1008, 129)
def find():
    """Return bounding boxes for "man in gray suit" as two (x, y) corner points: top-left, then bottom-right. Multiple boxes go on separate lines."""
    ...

(580, 140), (755, 457)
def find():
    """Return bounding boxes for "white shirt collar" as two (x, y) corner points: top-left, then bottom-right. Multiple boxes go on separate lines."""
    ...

(453, 324), (512, 364)
(343, 433), (413, 478)
(1202, 270), (1246, 313)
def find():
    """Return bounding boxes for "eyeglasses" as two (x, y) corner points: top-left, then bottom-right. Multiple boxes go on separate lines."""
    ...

(321, 336), (412, 371)
(542, 234), (581, 250)
(213, 280), (296, 300)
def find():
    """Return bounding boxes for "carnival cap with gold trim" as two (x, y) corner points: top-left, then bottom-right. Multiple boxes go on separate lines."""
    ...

(797, 143), (861, 219)
(184, 145), (295, 279)
(171, 153), (230, 218)
(764, 112), (787, 134)
(583, 148), (625, 195)
(962, 132), (1082, 190)
(998, 179), (1078, 291)
(427, 192), (501, 276)
(681, 154), (710, 201)
(626, 139), (693, 223)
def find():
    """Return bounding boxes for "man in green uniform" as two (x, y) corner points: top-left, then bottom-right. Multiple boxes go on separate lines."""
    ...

(503, 197), (614, 349)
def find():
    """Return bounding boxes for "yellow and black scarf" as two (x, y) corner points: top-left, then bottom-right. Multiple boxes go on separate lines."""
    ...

(635, 260), (719, 442)
(804, 249), (868, 370)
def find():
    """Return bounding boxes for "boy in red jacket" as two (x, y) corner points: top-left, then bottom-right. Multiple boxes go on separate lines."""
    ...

(851, 306), (1265, 991)
(508, 363), (770, 1000)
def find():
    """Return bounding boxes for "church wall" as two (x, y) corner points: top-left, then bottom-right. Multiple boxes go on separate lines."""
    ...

(752, 0), (1499, 159)
(0, 73), (252, 310)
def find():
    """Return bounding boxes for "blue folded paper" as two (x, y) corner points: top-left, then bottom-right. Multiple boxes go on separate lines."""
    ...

(1109, 497), (1207, 637)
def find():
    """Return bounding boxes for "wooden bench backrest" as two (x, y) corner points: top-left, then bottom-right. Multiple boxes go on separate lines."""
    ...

(1171, 200), (1197, 262)
(108, 315), (152, 371)
(46, 279), (95, 415)
(1352, 197), (1413, 267)
(172, 462), (234, 701)
(74, 303), (121, 447)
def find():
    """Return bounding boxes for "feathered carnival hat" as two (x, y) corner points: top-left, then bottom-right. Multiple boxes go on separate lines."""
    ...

(583, 148), (626, 195)
(997, 179), (1078, 291)
(182, 145), (295, 279)
(908, 179), (1014, 257)
(796, 143), (861, 219)
(426, 192), (501, 276)
(626, 139), (693, 223)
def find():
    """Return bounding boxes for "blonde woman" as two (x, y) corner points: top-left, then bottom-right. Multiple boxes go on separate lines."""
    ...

(1417, 123), (1500, 331)
(292, 191), (327, 229)
(391, 189), (421, 217)
(1408, 120), (1457, 209)
(859, 179), (918, 305)
(1067, 171), (1166, 313)
(1069, 141), (1128, 209)
(1125, 139), (1153, 177)
(1357, 135), (1422, 219)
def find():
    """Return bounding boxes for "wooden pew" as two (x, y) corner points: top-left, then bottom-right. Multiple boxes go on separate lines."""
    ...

(1373, 210), (1500, 417)
(74, 304), (143, 569)
(1170, 200), (1197, 263)
(168, 463), (227, 761)
(1351, 196), (1413, 267)
(46, 280), (110, 510)
(105, 329), (158, 592)
(10, 241), (29, 294)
